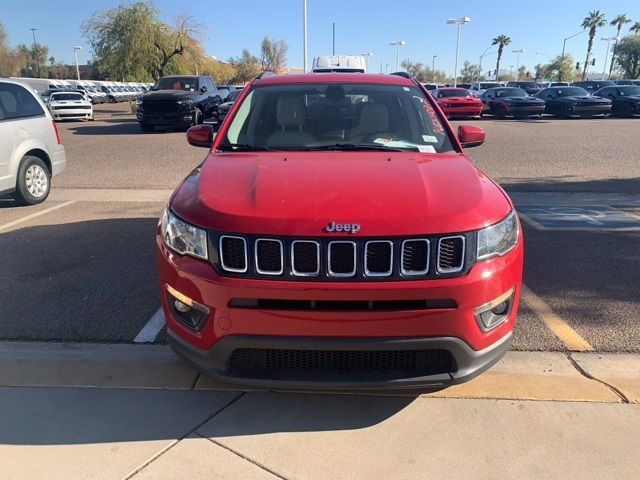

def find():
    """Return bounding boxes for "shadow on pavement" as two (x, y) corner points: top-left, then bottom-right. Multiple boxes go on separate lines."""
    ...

(0, 218), (161, 342)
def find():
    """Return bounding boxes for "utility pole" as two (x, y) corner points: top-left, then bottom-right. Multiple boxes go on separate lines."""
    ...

(74, 46), (82, 80)
(332, 22), (335, 55)
(303, 0), (308, 72)
(30, 28), (40, 77)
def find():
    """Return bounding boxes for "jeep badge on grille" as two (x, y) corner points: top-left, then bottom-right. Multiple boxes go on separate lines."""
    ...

(325, 221), (360, 234)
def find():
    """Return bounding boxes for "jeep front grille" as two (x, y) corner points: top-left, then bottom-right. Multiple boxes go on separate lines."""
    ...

(213, 233), (470, 281)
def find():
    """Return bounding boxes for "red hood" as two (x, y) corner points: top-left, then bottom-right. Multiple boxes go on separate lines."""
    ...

(171, 151), (511, 236)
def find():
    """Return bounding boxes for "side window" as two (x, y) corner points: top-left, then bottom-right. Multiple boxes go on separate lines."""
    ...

(0, 82), (45, 120)
(205, 78), (216, 92)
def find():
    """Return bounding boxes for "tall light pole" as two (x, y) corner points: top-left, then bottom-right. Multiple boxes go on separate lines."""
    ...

(73, 46), (82, 80)
(389, 41), (406, 72)
(600, 36), (618, 80)
(303, 0), (308, 72)
(513, 49), (525, 80)
(360, 52), (373, 72)
(30, 28), (40, 77)
(560, 29), (585, 81)
(478, 46), (495, 82)
(432, 55), (437, 72)
(535, 52), (552, 60)
(446, 17), (471, 87)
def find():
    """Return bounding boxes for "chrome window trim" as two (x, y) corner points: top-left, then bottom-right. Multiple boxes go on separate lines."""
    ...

(255, 238), (284, 275)
(436, 235), (465, 274)
(219, 235), (248, 273)
(328, 241), (357, 277)
(291, 240), (320, 277)
(400, 239), (430, 276)
(364, 240), (393, 277)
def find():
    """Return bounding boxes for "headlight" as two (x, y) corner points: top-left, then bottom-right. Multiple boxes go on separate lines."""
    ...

(135, 96), (143, 105)
(477, 211), (519, 261)
(161, 209), (208, 260)
(177, 99), (194, 108)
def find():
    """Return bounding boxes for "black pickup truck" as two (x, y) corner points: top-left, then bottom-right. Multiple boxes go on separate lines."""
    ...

(136, 75), (227, 132)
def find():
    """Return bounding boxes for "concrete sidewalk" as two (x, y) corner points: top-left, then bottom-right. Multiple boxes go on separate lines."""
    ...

(1, 387), (639, 480)
(1, 343), (640, 479)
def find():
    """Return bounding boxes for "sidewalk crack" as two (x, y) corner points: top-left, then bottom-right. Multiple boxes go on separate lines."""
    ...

(566, 353), (629, 404)
(122, 392), (245, 479)
(197, 432), (289, 480)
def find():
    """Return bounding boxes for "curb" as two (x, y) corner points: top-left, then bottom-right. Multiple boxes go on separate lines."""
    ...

(0, 342), (637, 403)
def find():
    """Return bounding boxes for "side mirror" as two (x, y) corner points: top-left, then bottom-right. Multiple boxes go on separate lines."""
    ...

(186, 124), (215, 148)
(200, 85), (208, 93)
(458, 125), (485, 148)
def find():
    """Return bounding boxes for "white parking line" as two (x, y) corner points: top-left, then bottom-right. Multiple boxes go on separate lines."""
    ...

(0, 201), (76, 233)
(134, 307), (166, 343)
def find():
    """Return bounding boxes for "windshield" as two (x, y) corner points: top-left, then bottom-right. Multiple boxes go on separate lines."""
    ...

(437, 89), (470, 98)
(219, 82), (455, 153)
(50, 93), (84, 101)
(494, 88), (528, 98)
(556, 87), (589, 97)
(155, 77), (199, 91)
(508, 82), (536, 88)
(480, 83), (501, 89)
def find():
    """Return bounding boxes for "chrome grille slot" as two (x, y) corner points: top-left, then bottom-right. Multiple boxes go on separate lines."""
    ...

(291, 240), (320, 276)
(401, 239), (430, 275)
(364, 241), (393, 276)
(328, 241), (356, 277)
(437, 236), (465, 273)
(219, 236), (247, 273)
(255, 239), (283, 275)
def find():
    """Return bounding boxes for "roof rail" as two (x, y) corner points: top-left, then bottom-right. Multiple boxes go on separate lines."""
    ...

(255, 70), (278, 80)
(389, 71), (411, 79)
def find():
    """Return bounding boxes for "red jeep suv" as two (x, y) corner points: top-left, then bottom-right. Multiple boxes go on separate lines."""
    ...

(156, 72), (523, 391)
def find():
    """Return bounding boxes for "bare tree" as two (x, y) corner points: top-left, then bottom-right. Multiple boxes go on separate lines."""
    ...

(260, 37), (288, 72)
(153, 12), (205, 79)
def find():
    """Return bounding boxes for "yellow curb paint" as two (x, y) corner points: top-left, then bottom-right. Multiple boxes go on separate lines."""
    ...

(522, 284), (594, 352)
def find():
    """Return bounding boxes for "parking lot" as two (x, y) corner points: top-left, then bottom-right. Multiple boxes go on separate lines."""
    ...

(1, 103), (638, 353)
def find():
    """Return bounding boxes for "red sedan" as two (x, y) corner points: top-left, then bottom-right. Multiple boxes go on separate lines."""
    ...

(433, 87), (483, 118)
(157, 73), (523, 391)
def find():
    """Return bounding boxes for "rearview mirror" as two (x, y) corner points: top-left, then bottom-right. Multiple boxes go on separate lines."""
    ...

(458, 125), (485, 148)
(186, 124), (215, 148)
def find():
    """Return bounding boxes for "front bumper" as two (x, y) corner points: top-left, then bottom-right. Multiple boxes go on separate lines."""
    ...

(137, 110), (195, 126)
(157, 232), (523, 390)
(442, 106), (483, 117)
(50, 108), (93, 120)
(571, 105), (612, 116)
(508, 105), (545, 116)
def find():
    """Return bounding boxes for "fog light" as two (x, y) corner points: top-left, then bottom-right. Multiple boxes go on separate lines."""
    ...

(166, 284), (211, 331)
(474, 288), (515, 332)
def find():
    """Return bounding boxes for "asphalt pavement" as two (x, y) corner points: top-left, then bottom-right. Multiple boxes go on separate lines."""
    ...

(0, 104), (638, 352)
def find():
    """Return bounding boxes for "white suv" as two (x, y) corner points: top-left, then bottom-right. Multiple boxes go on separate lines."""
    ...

(0, 78), (67, 205)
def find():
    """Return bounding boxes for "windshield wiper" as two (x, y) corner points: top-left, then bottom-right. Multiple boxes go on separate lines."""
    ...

(300, 143), (405, 152)
(217, 144), (274, 151)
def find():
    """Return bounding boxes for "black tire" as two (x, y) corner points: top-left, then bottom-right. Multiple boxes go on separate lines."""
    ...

(139, 122), (154, 133)
(556, 105), (572, 119)
(12, 156), (51, 206)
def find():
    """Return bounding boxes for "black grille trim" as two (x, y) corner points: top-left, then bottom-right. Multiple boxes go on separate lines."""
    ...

(219, 235), (248, 273)
(364, 240), (393, 277)
(255, 239), (283, 275)
(401, 239), (430, 275)
(227, 348), (456, 381)
(228, 298), (457, 311)
(291, 240), (320, 276)
(328, 241), (356, 277)
(437, 236), (465, 273)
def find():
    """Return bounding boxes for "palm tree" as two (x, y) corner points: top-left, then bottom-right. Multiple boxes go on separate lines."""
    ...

(491, 35), (511, 80)
(631, 21), (640, 35)
(581, 10), (607, 80)
(609, 14), (632, 77)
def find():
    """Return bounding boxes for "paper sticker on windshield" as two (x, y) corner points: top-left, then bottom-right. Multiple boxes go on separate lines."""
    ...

(422, 135), (438, 143)
(417, 145), (436, 153)
(403, 87), (410, 91)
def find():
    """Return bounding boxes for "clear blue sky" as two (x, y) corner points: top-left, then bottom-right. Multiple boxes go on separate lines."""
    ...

(4, 0), (640, 76)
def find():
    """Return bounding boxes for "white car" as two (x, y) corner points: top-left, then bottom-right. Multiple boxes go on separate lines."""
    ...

(0, 78), (67, 205)
(469, 82), (503, 97)
(46, 91), (93, 121)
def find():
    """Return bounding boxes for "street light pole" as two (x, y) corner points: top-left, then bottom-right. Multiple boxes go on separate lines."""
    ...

(477, 46), (494, 82)
(600, 36), (618, 80)
(447, 17), (471, 87)
(432, 55), (437, 72)
(30, 28), (40, 77)
(512, 49), (525, 80)
(360, 52), (373, 72)
(559, 29), (585, 81)
(73, 46), (82, 80)
(303, 0), (308, 72)
(389, 41), (406, 72)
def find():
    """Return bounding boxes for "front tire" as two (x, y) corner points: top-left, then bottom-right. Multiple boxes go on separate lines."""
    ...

(13, 156), (51, 206)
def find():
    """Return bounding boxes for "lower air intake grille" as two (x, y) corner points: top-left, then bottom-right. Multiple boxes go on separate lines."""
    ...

(227, 348), (456, 381)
